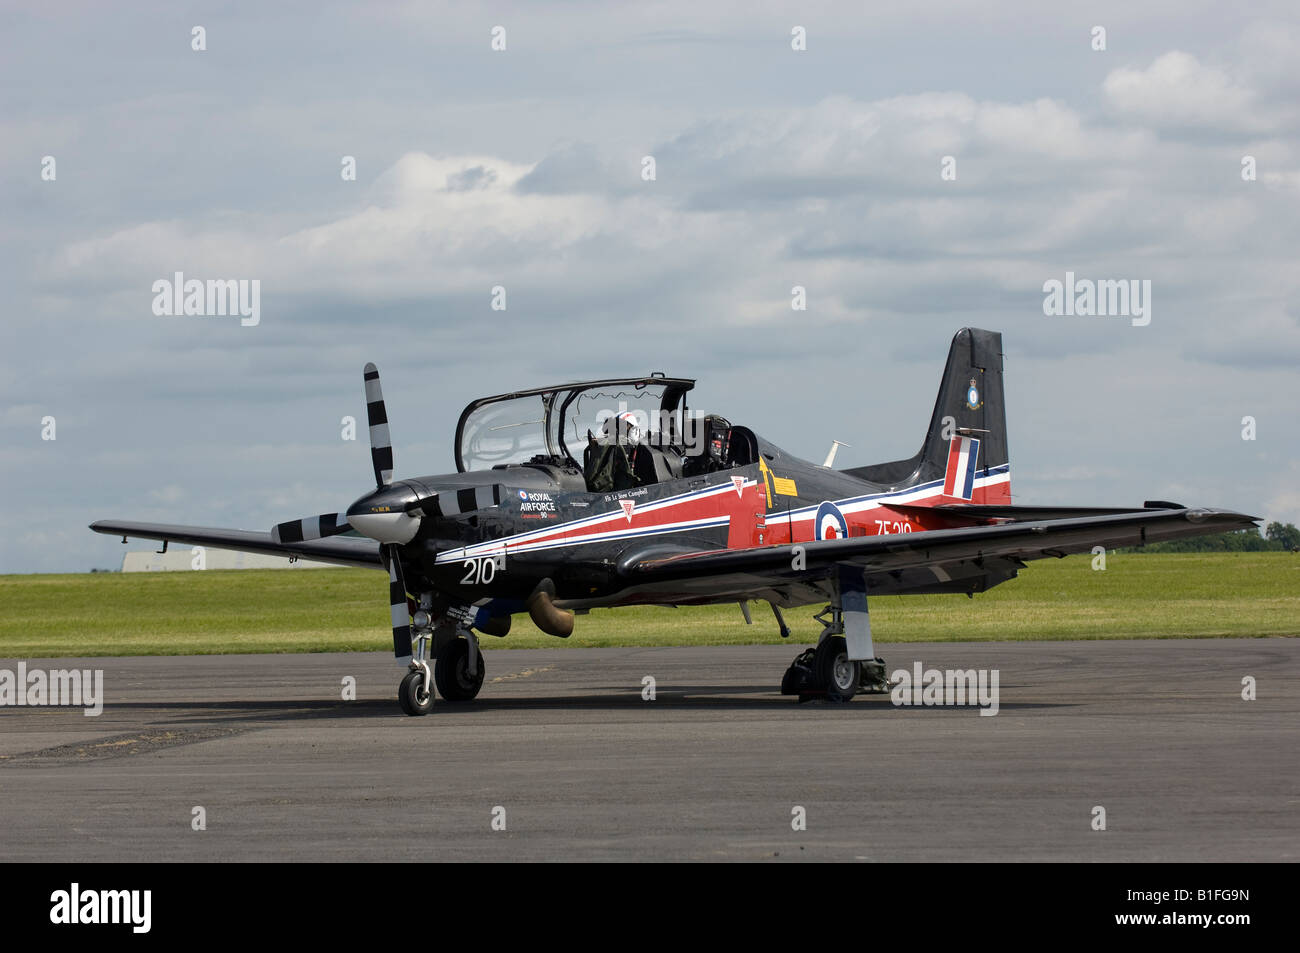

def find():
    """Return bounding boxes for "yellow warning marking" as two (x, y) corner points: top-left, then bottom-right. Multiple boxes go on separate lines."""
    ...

(759, 457), (799, 500)
(757, 458), (774, 507)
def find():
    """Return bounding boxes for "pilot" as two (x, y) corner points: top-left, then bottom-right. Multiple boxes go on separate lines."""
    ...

(584, 412), (642, 491)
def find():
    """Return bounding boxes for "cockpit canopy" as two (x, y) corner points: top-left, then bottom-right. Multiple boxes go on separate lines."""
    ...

(455, 375), (696, 473)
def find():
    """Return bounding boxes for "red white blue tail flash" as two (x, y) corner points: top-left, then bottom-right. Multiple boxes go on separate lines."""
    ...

(943, 435), (980, 501)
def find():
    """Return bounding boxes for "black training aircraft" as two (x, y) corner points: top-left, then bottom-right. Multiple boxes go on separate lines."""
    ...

(92, 328), (1257, 714)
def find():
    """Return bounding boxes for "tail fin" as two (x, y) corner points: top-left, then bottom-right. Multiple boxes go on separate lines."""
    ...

(844, 327), (1010, 502)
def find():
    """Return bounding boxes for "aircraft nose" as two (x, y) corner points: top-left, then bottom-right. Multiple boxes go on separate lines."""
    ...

(346, 483), (423, 544)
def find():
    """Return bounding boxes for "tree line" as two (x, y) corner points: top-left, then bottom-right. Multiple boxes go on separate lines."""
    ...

(1117, 522), (1300, 553)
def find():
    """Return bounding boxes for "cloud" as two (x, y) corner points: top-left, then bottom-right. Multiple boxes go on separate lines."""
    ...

(1102, 51), (1272, 133)
(3, 6), (1299, 573)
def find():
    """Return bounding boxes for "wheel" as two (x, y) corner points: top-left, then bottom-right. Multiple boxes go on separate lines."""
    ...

(814, 635), (859, 700)
(398, 670), (433, 716)
(434, 637), (486, 702)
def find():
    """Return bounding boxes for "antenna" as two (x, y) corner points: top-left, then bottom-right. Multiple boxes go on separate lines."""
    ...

(822, 439), (850, 468)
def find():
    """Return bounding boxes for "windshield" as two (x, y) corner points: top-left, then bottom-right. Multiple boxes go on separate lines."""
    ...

(458, 395), (553, 471)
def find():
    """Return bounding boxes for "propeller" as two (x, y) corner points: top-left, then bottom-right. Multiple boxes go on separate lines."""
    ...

(271, 364), (403, 544)
(266, 363), (421, 662)
(360, 365), (412, 662)
(268, 363), (501, 665)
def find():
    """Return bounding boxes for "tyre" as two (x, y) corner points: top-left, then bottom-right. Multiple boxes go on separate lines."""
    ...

(434, 637), (486, 702)
(814, 635), (859, 700)
(398, 670), (433, 716)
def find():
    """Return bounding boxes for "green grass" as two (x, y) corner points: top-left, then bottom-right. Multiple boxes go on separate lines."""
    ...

(1, 552), (1296, 658)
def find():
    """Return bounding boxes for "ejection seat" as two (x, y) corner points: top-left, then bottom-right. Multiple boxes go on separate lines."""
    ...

(631, 445), (683, 486)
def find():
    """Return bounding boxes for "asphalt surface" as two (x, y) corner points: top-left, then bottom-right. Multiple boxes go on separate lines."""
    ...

(1, 639), (1296, 861)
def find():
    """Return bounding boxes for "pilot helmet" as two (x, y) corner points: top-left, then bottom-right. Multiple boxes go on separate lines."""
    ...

(601, 411), (644, 445)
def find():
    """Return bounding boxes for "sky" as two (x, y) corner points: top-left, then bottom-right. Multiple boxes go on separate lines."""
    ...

(2, 1), (1298, 573)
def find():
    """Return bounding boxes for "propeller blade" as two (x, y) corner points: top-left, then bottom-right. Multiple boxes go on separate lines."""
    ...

(364, 362), (394, 487)
(385, 544), (413, 665)
(270, 512), (351, 544)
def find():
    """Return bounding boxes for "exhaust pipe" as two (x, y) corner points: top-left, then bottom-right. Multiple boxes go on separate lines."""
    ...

(526, 579), (574, 638)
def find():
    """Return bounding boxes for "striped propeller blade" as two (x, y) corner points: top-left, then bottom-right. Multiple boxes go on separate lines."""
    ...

(364, 362), (394, 487)
(385, 544), (413, 665)
(270, 512), (351, 544)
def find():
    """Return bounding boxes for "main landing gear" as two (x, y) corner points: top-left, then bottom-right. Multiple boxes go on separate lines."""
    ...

(397, 597), (488, 716)
(780, 612), (888, 700)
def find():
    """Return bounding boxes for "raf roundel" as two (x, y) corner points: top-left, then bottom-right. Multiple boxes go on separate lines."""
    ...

(518, 489), (528, 500)
(814, 501), (849, 541)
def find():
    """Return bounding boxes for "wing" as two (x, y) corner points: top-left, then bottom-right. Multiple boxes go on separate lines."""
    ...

(90, 520), (384, 570)
(617, 506), (1258, 597)
(890, 502), (1159, 522)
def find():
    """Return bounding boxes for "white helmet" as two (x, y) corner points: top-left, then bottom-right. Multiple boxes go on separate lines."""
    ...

(601, 411), (643, 445)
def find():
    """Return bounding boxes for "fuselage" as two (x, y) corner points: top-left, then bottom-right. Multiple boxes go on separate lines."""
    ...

(403, 433), (1012, 612)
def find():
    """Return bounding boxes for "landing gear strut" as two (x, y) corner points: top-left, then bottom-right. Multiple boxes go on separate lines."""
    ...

(398, 591), (439, 716)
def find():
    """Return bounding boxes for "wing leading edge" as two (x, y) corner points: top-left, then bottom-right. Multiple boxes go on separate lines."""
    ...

(89, 520), (384, 570)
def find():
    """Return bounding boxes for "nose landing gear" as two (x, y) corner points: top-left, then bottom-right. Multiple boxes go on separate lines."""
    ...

(396, 596), (490, 715)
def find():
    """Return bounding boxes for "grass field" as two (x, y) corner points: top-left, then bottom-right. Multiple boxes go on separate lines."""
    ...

(1, 552), (1296, 658)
